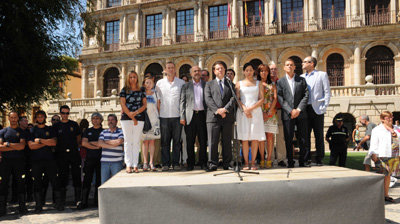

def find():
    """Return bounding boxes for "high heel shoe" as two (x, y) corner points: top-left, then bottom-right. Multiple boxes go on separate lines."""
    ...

(143, 163), (148, 171)
(250, 163), (258, 170)
(243, 164), (250, 170)
(149, 163), (156, 171)
(266, 160), (272, 169)
(260, 160), (265, 169)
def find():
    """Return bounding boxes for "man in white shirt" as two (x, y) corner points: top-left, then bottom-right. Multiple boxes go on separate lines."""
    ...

(301, 56), (331, 166)
(277, 59), (310, 168)
(156, 62), (186, 171)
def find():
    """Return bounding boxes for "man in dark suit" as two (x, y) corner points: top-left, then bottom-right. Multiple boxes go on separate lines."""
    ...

(204, 61), (236, 171)
(180, 65), (208, 171)
(277, 59), (310, 168)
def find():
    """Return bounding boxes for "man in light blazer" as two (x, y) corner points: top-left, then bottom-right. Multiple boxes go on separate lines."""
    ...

(180, 66), (208, 171)
(204, 61), (236, 171)
(277, 58), (310, 168)
(301, 56), (331, 166)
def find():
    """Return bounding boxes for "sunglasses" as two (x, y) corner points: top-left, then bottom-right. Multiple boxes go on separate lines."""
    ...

(60, 112), (69, 115)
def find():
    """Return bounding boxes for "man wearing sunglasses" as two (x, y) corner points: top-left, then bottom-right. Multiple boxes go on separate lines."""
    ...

(301, 56), (331, 166)
(53, 105), (81, 210)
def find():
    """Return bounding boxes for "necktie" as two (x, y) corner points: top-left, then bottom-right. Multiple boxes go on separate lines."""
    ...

(219, 80), (224, 96)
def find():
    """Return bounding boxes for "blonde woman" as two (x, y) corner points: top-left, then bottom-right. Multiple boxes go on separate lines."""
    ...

(369, 111), (400, 203)
(120, 71), (147, 173)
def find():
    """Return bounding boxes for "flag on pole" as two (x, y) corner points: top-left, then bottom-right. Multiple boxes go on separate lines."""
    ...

(245, 0), (248, 26)
(259, 0), (262, 22)
(227, 3), (232, 28)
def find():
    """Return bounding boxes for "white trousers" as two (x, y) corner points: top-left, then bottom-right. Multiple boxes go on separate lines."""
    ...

(121, 120), (144, 168)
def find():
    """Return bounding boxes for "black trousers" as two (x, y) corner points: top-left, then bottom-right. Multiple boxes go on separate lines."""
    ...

(160, 117), (182, 166)
(282, 117), (310, 165)
(307, 105), (325, 162)
(207, 121), (233, 167)
(31, 159), (59, 193)
(0, 157), (26, 197)
(329, 149), (347, 167)
(184, 111), (208, 167)
(82, 157), (101, 191)
(56, 153), (82, 189)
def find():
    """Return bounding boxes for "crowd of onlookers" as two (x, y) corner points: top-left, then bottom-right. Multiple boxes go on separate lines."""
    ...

(0, 57), (399, 217)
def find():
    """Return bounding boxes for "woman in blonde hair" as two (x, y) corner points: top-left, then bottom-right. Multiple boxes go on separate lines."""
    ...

(369, 111), (400, 203)
(120, 71), (147, 173)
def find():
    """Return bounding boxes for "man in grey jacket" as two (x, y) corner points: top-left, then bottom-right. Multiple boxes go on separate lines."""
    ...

(301, 56), (331, 165)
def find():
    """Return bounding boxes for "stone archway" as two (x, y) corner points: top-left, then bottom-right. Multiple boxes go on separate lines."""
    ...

(103, 67), (120, 97)
(144, 63), (164, 83)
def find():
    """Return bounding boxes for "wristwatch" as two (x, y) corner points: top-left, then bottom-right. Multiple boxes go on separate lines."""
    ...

(38, 138), (41, 144)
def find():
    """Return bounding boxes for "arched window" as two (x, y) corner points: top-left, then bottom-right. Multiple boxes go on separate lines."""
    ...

(365, 46), (394, 84)
(289, 56), (303, 76)
(326, 53), (344, 86)
(248, 59), (263, 70)
(103, 67), (120, 97)
(144, 63), (163, 83)
(322, 0), (345, 29)
(179, 64), (192, 81)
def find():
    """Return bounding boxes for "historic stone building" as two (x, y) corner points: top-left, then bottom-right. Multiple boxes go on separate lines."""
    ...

(48, 0), (400, 140)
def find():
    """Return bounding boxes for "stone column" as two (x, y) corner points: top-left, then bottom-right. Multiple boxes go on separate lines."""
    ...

(238, 0), (244, 36)
(311, 45), (319, 70)
(234, 52), (241, 82)
(120, 63), (127, 90)
(81, 66), (87, 98)
(198, 55), (205, 69)
(308, 0), (318, 31)
(124, 14), (128, 43)
(395, 55), (400, 84)
(353, 42), (362, 85)
(351, 0), (361, 27)
(270, 48), (278, 65)
(264, 0), (269, 34)
(194, 4), (198, 39)
(120, 14), (125, 43)
(196, 1), (205, 41)
(231, 0), (239, 38)
(94, 65), (99, 97)
(163, 7), (172, 45)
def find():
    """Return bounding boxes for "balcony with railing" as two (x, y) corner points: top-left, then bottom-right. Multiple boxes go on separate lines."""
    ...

(242, 23), (265, 37)
(175, 34), (194, 44)
(143, 37), (162, 47)
(208, 30), (229, 40)
(104, 43), (119, 52)
(281, 20), (304, 33)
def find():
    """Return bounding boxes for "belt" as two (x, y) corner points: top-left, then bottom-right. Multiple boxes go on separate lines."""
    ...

(193, 110), (204, 114)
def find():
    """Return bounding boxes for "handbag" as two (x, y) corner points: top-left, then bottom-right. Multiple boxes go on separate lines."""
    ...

(143, 110), (152, 133)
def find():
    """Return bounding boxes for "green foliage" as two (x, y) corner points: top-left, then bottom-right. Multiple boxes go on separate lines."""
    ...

(0, 0), (98, 112)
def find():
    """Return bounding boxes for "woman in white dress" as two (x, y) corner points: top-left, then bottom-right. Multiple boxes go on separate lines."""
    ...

(141, 76), (160, 171)
(236, 63), (266, 170)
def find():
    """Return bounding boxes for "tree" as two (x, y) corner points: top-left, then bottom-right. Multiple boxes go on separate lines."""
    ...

(0, 0), (97, 112)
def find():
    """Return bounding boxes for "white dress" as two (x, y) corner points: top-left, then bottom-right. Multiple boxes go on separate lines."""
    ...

(236, 81), (266, 141)
(142, 91), (161, 140)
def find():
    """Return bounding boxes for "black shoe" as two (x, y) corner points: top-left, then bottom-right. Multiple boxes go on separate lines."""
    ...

(223, 164), (233, 170)
(316, 161), (324, 166)
(186, 166), (194, 171)
(207, 164), (218, 172)
(287, 163), (295, 168)
(200, 164), (207, 170)
(162, 166), (169, 172)
(278, 161), (287, 167)
(299, 163), (311, 167)
(173, 165), (181, 171)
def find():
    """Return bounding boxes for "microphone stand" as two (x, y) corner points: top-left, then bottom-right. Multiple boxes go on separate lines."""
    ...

(214, 76), (259, 181)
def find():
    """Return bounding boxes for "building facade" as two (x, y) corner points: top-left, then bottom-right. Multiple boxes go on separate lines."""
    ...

(48, 0), (400, 139)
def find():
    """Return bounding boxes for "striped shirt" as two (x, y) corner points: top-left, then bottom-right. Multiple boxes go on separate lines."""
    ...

(99, 128), (124, 162)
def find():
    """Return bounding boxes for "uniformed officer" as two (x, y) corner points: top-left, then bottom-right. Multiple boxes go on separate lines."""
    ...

(19, 116), (33, 202)
(0, 112), (28, 216)
(53, 105), (81, 209)
(28, 110), (62, 212)
(325, 116), (350, 167)
(77, 112), (103, 209)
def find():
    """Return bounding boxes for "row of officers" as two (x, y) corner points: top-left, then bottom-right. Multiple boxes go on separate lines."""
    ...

(0, 109), (93, 216)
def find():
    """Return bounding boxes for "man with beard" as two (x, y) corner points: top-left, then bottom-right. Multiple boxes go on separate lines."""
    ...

(0, 112), (28, 216)
(77, 112), (103, 209)
(28, 111), (62, 212)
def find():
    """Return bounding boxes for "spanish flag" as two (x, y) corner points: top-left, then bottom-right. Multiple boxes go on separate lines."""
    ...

(259, 0), (263, 22)
(245, 0), (248, 26)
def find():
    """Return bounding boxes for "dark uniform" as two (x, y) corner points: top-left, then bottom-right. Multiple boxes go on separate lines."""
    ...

(0, 127), (27, 215)
(23, 128), (33, 202)
(80, 127), (103, 208)
(326, 124), (349, 167)
(29, 125), (61, 212)
(53, 120), (81, 208)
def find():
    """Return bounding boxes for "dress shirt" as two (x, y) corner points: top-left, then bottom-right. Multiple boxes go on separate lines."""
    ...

(215, 77), (225, 90)
(193, 80), (204, 111)
(285, 74), (295, 96)
(301, 70), (331, 114)
(369, 124), (400, 158)
(156, 76), (185, 118)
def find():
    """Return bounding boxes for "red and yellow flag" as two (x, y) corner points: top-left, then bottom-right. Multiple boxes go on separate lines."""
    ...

(244, 0), (248, 26)
(259, 0), (263, 21)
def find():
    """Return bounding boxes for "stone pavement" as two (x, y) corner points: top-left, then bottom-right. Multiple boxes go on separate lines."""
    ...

(0, 174), (399, 224)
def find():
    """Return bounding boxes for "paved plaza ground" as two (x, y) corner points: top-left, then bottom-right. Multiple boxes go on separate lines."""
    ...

(0, 151), (399, 224)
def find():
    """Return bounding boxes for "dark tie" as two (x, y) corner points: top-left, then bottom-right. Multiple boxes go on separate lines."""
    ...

(219, 80), (224, 96)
